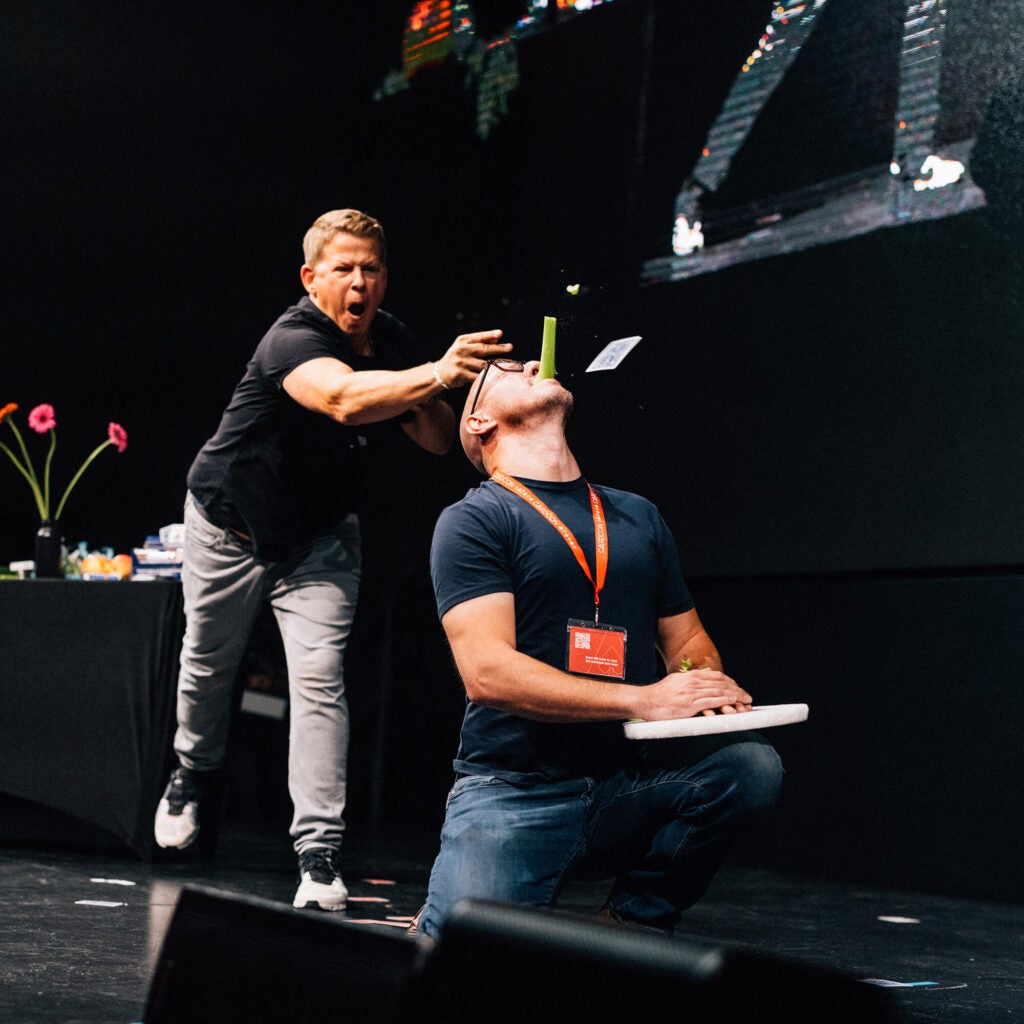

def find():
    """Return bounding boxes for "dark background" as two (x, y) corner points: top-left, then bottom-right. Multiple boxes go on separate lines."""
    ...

(3, 0), (1022, 902)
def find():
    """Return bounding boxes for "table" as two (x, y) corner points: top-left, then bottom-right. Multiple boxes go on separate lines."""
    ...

(0, 579), (183, 859)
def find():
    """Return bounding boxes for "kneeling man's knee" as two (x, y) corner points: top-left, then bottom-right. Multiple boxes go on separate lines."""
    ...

(732, 740), (784, 815)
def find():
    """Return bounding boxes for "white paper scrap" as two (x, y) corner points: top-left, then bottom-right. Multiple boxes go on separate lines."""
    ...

(586, 336), (641, 372)
(860, 979), (937, 988)
(75, 900), (126, 908)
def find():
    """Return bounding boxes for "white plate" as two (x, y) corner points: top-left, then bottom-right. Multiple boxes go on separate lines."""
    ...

(623, 703), (809, 739)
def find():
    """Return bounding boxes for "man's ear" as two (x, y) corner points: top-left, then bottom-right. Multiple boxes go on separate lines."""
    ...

(463, 412), (497, 444)
(299, 264), (315, 294)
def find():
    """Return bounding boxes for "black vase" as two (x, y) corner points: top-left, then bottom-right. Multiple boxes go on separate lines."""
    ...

(34, 519), (63, 578)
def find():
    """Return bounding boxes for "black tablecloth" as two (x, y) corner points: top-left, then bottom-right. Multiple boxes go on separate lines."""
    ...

(0, 579), (183, 859)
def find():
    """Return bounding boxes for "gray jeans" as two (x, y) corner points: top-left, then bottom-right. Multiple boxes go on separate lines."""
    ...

(174, 491), (361, 854)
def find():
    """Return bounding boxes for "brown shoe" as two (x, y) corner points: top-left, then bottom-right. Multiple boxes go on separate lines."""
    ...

(407, 904), (424, 936)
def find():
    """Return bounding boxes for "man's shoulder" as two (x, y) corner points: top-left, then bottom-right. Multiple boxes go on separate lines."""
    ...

(262, 296), (335, 342)
(247, 299), (332, 365)
(438, 480), (507, 519)
(591, 482), (661, 514)
(434, 481), (515, 540)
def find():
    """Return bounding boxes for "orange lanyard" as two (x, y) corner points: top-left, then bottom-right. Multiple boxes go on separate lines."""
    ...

(491, 471), (608, 622)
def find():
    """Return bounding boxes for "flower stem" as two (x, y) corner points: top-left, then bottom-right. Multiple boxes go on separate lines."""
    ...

(42, 429), (56, 519)
(7, 420), (43, 493)
(53, 439), (112, 521)
(0, 440), (47, 518)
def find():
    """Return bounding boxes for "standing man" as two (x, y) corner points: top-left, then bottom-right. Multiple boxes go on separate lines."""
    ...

(154, 208), (510, 911)
(416, 355), (783, 937)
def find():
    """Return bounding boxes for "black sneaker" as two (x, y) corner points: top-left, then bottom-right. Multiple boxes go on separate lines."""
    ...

(595, 904), (674, 937)
(293, 847), (348, 911)
(154, 765), (204, 849)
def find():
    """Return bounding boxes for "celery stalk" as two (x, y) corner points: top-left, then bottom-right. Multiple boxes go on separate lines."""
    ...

(538, 316), (556, 380)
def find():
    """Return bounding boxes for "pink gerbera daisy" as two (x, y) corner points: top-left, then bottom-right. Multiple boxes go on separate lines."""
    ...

(107, 422), (128, 453)
(28, 404), (57, 433)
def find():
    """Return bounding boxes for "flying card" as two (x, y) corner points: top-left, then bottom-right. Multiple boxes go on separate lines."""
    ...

(585, 335), (642, 372)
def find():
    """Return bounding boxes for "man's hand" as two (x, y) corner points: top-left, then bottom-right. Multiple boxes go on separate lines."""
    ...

(435, 330), (511, 389)
(632, 667), (753, 722)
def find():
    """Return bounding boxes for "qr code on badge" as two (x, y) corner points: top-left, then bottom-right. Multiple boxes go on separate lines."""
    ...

(574, 632), (591, 650)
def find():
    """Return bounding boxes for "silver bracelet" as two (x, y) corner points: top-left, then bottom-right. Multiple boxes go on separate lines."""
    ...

(432, 362), (451, 391)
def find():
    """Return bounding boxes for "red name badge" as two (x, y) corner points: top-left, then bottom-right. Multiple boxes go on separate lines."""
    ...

(566, 620), (627, 679)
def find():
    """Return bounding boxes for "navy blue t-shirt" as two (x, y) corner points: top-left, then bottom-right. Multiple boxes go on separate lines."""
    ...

(188, 297), (425, 560)
(430, 475), (694, 782)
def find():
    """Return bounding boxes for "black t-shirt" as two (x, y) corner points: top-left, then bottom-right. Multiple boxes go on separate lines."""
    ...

(188, 297), (426, 560)
(429, 475), (694, 782)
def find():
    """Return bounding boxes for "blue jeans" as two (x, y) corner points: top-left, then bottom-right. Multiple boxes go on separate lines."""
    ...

(174, 492), (361, 854)
(418, 733), (783, 937)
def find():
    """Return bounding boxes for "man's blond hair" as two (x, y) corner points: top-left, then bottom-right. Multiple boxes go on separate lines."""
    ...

(302, 209), (387, 266)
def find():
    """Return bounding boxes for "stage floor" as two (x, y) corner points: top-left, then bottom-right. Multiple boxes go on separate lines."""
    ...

(0, 800), (1019, 1024)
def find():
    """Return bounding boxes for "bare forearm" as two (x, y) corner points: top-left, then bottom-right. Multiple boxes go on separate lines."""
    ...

(456, 648), (750, 724)
(283, 330), (510, 425)
(667, 633), (723, 674)
(657, 610), (724, 675)
(401, 397), (455, 454)
(455, 646), (644, 724)
(324, 327), (508, 423)
(324, 363), (446, 425)
(443, 592), (747, 726)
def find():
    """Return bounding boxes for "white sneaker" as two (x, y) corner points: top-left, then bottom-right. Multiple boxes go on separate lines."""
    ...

(154, 766), (202, 850)
(293, 848), (348, 911)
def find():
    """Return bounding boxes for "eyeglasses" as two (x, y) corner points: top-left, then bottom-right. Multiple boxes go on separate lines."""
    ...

(468, 358), (528, 416)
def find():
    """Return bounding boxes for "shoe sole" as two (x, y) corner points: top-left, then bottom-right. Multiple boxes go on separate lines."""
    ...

(155, 831), (199, 850)
(154, 799), (200, 850)
(293, 899), (347, 912)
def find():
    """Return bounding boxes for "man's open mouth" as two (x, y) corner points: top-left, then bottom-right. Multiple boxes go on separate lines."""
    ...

(348, 302), (366, 317)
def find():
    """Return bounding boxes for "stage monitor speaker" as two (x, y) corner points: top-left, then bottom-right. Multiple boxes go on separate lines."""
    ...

(145, 885), (424, 1024)
(407, 898), (906, 1024)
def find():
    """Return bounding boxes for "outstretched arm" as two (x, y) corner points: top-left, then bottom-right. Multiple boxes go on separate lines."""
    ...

(282, 330), (510, 451)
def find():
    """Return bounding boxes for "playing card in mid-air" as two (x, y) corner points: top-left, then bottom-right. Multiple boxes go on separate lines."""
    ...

(585, 335), (642, 372)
